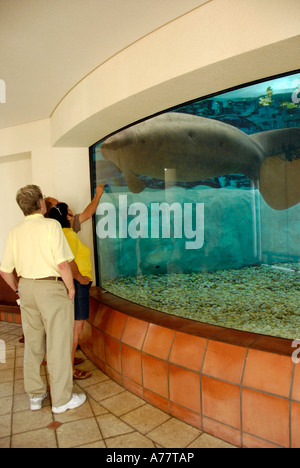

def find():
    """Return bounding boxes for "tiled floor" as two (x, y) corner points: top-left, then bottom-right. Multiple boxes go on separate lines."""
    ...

(0, 322), (236, 449)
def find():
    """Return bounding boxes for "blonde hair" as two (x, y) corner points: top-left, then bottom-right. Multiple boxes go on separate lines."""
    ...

(16, 185), (43, 216)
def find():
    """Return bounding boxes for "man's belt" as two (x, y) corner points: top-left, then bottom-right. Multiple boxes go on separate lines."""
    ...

(35, 276), (63, 282)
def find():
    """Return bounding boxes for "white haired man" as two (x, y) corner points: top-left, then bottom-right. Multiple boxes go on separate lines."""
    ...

(0, 185), (86, 414)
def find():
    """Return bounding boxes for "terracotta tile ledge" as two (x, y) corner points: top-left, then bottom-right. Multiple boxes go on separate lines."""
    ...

(0, 302), (21, 323)
(81, 287), (300, 448)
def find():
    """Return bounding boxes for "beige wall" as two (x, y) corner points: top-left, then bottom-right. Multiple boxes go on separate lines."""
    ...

(0, 0), (299, 277)
(0, 153), (32, 257)
(0, 120), (92, 271)
(51, 0), (300, 147)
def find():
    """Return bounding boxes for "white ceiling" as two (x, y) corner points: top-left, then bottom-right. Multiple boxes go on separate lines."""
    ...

(0, 0), (208, 130)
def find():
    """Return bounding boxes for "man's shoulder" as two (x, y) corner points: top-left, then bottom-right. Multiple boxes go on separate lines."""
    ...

(9, 216), (61, 236)
(44, 217), (59, 224)
(43, 217), (64, 232)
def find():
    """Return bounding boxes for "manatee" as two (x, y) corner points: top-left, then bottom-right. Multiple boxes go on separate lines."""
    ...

(100, 112), (300, 210)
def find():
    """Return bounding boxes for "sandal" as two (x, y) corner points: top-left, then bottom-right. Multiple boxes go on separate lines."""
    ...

(73, 369), (92, 380)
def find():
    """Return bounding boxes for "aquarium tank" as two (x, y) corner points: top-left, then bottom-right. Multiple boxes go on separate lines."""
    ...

(90, 71), (300, 340)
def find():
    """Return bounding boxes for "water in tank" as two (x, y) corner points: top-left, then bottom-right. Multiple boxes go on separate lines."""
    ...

(90, 71), (300, 339)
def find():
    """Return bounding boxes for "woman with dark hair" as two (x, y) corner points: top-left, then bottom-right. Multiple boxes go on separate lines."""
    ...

(49, 203), (92, 380)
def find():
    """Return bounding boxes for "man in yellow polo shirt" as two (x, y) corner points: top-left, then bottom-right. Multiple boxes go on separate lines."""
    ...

(0, 185), (86, 414)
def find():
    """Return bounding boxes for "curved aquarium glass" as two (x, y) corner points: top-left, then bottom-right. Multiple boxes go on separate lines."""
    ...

(90, 71), (300, 340)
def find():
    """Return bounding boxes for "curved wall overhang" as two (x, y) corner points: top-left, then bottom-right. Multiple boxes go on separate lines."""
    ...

(51, 0), (300, 148)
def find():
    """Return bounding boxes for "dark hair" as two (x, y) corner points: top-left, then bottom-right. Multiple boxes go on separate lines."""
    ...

(49, 202), (70, 228)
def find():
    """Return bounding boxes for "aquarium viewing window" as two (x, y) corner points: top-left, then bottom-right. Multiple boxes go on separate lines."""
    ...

(90, 70), (300, 340)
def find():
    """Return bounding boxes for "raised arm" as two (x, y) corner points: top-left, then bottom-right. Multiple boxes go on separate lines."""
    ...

(78, 184), (104, 224)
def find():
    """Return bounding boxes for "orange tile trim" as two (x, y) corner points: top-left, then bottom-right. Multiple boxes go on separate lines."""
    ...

(76, 288), (300, 448)
(0, 304), (21, 324)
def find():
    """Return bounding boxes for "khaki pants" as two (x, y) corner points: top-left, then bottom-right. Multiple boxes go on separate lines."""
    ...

(19, 278), (74, 407)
